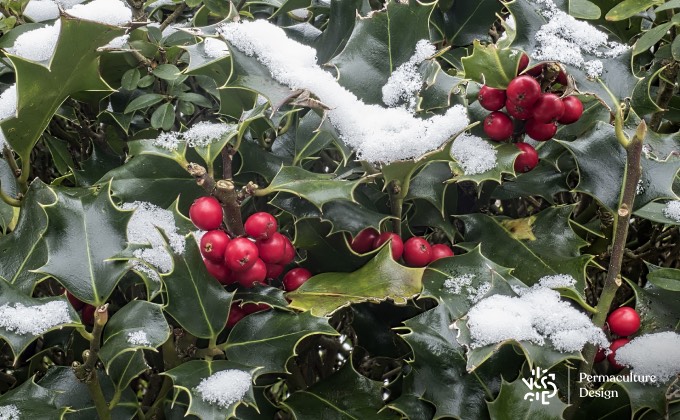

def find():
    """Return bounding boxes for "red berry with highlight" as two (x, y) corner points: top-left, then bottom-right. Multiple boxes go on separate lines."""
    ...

(607, 307), (641, 337)
(224, 238), (259, 272)
(204, 259), (233, 285)
(67, 291), (85, 311)
(531, 93), (565, 123)
(189, 197), (223, 230)
(558, 96), (583, 124)
(281, 236), (295, 265)
(505, 99), (533, 120)
(283, 267), (313, 291)
(373, 232), (404, 260)
(403, 237), (432, 267)
(350, 228), (379, 254)
(478, 86), (507, 111)
(507, 75), (541, 107)
(608, 338), (630, 369)
(525, 119), (557, 141)
(483, 111), (514, 142)
(518, 53), (529, 74)
(257, 232), (286, 264)
(200, 230), (230, 262)
(527, 64), (544, 77)
(594, 347), (606, 363)
(514, 143), (539, 173)
(234, 258), (267, 288)
(244, 212), (278, 240)
(430, 244), (454, 262)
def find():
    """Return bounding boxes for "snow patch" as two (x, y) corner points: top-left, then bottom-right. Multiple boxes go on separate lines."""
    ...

(662, 201), (680, 222)
(102, 34), (129, 49)
(218, 20), (469, 163)
(0, 301), (71, 335)
(152, 122), (235, 151)
(9, 21), (60, 62)
(23, 0), (59, 21)
(382, 39), (435, 110)
(0, 405), (21, 420)
(195, 370), (252, 408)
(203, 38), (229, 59)
(450, 134), (498, 175)
(615, 332), (680, 383)
(0, 85), (17, 122)
(66, 0), (132, 26)
(127, 330), (151, 346)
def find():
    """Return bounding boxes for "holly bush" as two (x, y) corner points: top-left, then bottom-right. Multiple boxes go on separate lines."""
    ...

(0, 0), (679, 418)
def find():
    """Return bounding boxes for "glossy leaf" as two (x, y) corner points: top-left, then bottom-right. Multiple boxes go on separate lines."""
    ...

(0, 377), (65, 420)
(487, 378), (567, 419)
(461, 41), (523, 88)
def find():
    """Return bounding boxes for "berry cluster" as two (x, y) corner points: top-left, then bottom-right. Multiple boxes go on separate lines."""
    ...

(595, 306), (641, 369)
(190, 198), (301, 289)
(349, 228), (454, 267)
(478, 56), (584, 174)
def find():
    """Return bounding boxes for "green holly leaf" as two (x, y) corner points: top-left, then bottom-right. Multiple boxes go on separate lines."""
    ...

(36, 183), (130, 305)
(282, 362), (396, 420)
(292, 111), (335, 165)
(223, 310), (338, 375)
(164, 237), (233, 340)
(0, 377), (66, 420)
(313, 0), (363, 63)
(99, 300), (170, 369)
(236, 136), (289, 182)
(0, 180), (56, 293)
(450, 142), (522, 184)
(405, 162), (452, 215)
(330, 0), (435, 103)
(635, 201), (680, 225)
(626, 277), (680, 334)
(487, 378), (567, 420)
(106, 350), (149, 410)
(605, 0), (662, 21)
(0, 281), (80, 361)
(258, 166), (363, 210)
(645, 264), (680, 291)
(1, 17), (124, 163)
(491, 158), (573, 205)
(182, 40), (231, 86)
(127, 139), (188, 166)
(433, 0), (502, 46)
(163, 360), (258, 419)
(557, 122), (680, 212)
(616, 380), (669, 416)
(461, 42), (523, 88)
(233, 284), (290, 309)
(287, 245), (425, 316)
(395, 305), (492, 419)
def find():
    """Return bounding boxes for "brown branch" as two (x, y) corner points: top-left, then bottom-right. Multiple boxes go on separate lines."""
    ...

(650, 61), (679, 131)
(159, 3), (186, 31)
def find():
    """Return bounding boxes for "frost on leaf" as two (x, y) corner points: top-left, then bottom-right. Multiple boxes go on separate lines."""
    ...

(127, 330), (151, 346)
(0, 405), (20, 420)
(450, 134), (498, 175)
(194, 370), (252, 408)
(152, 121), (236, 151)
(615, 332), (680, 383)
(0, 301), (70, 336)
(528, 0), (628, 78)
(203, 38), (229, 59)
(662, 201), (680, 222)
(382, 39), (435, 111)
(466, 286), (608, 352)
(121, 201), (186, 281)
(218, 20), (469, 163)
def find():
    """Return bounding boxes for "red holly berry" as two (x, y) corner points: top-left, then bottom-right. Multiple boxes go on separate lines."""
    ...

(478, 86), (507, 111)
(558, 96), (583, 124)
(283, 267), (313, 291)
(241, 302), (270, 314)
(226, 303), (246, 328)
(66, 291), (85, 311)
(373, 232), (404, 260)
(403, 237), (432, 267)
(189, 197), (223, 230)
(505, 99), (533, 120)
(556, 70), (568, 86)
(594, 347), (606, 363)
(525, 119), (557, 141)
(200, 230), (230, 262)
(507, 75), (541, 107)
(224, 238), (259, 272)
(607, 307), (641, 337)
(204, 258), (233, 285)
(531, 93), (565, 123)
(514, 143), (539, 173)
(518, 53), (529, 74)
(233, 258), (267, 288)
(244, 212), (278, 240)
(483, 111), (514, 142)
(82, 304), (96, 325)
(350, 228), (379, 254)
(257, 232), (286, 264)
(266, 263), (285, 279)
(527, 64), (544, 77)
(608, 338), (630, 369)
(281, 236), (296, 265)
(430, 244), (454, 262)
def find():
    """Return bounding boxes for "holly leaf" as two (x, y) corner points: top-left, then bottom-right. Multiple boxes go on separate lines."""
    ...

(259, 166), (363, 210)
(0, 281), (80, 361)
(223, 310), (338, 375)
(292, 111), (335, 165)
(127, 139), (188, 166)
(287, 245), (425, 316)
(0, 377), (66, 420)
(461, 42), (523, 88)
(626, 277), (680, 334)
(635, 201), (680, 225)
(487, 378), (567, 420)
(37, 183), (130, 305)
(163, 237), (233, 340)
(282, 362), (396, 420)
(330, 0), (435, 103)
(405, 162), (452, 214)
(99, 300), (170, 369)
(1, 17), (124, 163)
(0, 179), (56, 293)
(395, 305), (492, 419)
(645, 264), (680, 292)
(106, 350), (149, 410)
(433, 0), (502, 46)
(163, 360), (258, 419)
